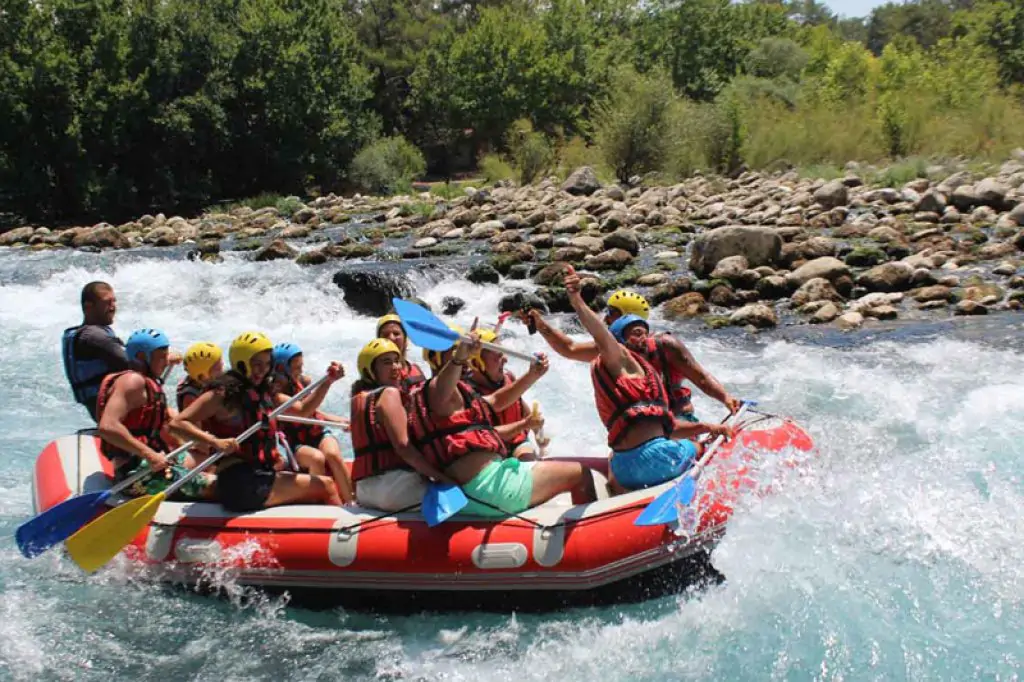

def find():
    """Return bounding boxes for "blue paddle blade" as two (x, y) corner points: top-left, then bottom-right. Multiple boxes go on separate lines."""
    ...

(391, 298), (460, 352)
(634, 477), (698, 527)
(422, 483), (468, 527)
(15, 490), (109, 558)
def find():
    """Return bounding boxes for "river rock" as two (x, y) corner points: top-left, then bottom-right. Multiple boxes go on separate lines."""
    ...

(603, 229), (639, 255)
(637, 273), (668, 287)
(650, 278), (692, 304)
(993, 261), (1018, 276)
(662, 292), (708, 319)
(838, 311), (864, 329)
(1009, 203), (1024, 225)
(856, 262), (914, 292)
(863, 304), (899, 320)
(441, 296), (465, 315)
(915, 190), (947, 214)
(844, 246), (886, 267)
(254, 239), (297, 261)
(570, 235), (604, 253)
(413, 237), (438, 249)
(786, 257), (850, 287)
(710, 255), (749, 281)
(729, 303), (777, 329)
(498, 291), (548, 315)
(587, 248), (634, 270)
(280, 223), (313, 239)
(466, 262), (500, 284)
(73, 225), (130, 250)
(954, 299), (988, 315)
(145, 225), (181, 246)
(561, 167), (601, 196)
(811, 302), (841, 323)
(867, 225), (904, 243)
(913, 285), (953, 302)
(756, 275), (789, 300)
(689, 226), (782, 277)
(975, 178), (1009, 208)
(791, 278), (842, 307)
(813, 180), (848, 208)
(0, 226), (34, 246)
(332, 266), (415, 316)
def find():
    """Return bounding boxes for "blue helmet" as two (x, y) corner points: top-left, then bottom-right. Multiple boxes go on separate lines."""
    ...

(272, 342), (303, 371)
(125, 328), (170, 366)
(609, 314), (649, 343)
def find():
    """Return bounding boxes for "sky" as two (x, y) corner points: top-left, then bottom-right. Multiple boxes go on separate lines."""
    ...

(820, 0), (890, 18)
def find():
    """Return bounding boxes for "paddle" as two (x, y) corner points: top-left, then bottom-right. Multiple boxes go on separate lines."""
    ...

(391, 298), (537, 363)
(530, 401), (550, 459)
(421, 482), (469, 527)
(64, 374), (331, 574)
(633, 401), (754, 527)
(278, 415), (347, 428)
(15, 438), (196, 558)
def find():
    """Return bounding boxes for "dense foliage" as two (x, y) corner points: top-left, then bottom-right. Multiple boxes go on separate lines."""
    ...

(1, 0), (1021, 221)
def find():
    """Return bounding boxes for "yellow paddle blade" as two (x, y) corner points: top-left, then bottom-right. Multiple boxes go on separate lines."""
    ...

(65, 492), (166, 573)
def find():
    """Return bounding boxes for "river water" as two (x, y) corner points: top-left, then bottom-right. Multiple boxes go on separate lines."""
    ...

(0, 248), (1021, 681)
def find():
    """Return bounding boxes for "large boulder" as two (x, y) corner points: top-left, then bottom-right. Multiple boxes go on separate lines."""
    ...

(856, 262), (915, 292)
(813, 180), (848, 208)
(72, 225), (130, 250)
(332, 265), (417, 316)
(561, 166), (601, 196)
(688, 226), (782, 278)
(0, 226), (34, 247)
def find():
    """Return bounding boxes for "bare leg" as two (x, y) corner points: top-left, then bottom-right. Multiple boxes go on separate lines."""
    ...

(512, 442), (537, 461)
(528, 461), (596, 506)
(264, 472), (341, 507)
(294, 445), (326, 475)
(319, 435), (355, 504)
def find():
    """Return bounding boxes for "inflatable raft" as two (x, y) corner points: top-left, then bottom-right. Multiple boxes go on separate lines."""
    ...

(29, 415), (813, 611)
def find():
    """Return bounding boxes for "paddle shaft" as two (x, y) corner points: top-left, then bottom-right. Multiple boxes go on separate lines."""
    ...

(530, 401), (549, 458)
(278, 415), (344, 428)
(158, 374), (332, 498)
(688, 402), (751, 481)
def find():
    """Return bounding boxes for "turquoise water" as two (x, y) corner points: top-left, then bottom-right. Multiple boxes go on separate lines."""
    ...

(0, 249), (1021, 681)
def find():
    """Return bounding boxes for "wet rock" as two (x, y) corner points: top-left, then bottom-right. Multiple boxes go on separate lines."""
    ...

(756, 275), (789, 300)
(791, 278), (842, 307)
(637, 273), (669, 287)
(413, 237), (438, 249)
(602, 229), (640, 255)
(951, 185), (980, 211)
(466, 262), (501, 284)
(586, 248), (634, 270)
(533, 262), (573, 286)
(729, 303), (777, 329)
(811, 302), (841, 324)
(1009, 203), (1024, 225)
(954, 299), (988, 315)
(498, 291), (548, 315)
(333, 266), (416, 316)
(837, 311), (864, 329)
(709, 284), (738, 307)
(280, 223), (312, 239)
(915, 190), (946, 214)
(441, 296), (465, 315)
(650, 278), (692, 305)
(73, 225), (130, 250)
(786, 257), (850, 287)
(599, 211), (627, 232)
(844, 246), (886, 267)
(689, 226), (782, 277)
(254, 239), (298, 261)
(856, 262), (914, 292)
(867, 225), (904, 243)
(663, 292), (708, 319)
(0, 226), (35, 246)
(813, 180), (848, 208)
(993, 261), (1018, 276)
(978, 241), (1016, 260)
(570, 235), (604, 253)
(552, 246), (587, 262)
(553, 214), (586, 234)
(912, 285), (953, 303)
(561, 166), (601, 196)
(863, 304), (899, 320)
(295, 248), (329, 266)
(975, 178), (1009, 208)
(709, 255), (749, 282)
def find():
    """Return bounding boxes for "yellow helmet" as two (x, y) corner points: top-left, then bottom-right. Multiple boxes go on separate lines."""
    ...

(184, 342), (223, 382)
(228, 331), (274, 378)
(357, 338), (401, 383)
(607, 290), (650, 319)
(468, 329), (498, 374)
(423, 324), (464, 373)
(375, 313), (404, 337)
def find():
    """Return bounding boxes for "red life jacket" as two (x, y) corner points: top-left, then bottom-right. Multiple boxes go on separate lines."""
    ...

(202, 372), (280, 469)
(400, 361), (427, 392)
(96, 371), (168, 467)
(591, 350), (674, 448)
(466, 371), (528, 447)
(407, 379), (506, 470)
(350, 387), (409, 482)
(176, 377), (203, 412)
(634, 336), (694, 417)
(277, 375), (326, 447)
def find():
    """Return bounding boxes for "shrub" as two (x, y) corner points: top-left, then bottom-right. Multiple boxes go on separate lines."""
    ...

(506, 119), (554, 185)
(479, 153), (515, 183)
(350, 136), (426, 195)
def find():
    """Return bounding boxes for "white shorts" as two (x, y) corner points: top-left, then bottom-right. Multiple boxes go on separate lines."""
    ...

(355, 470), (427, 512)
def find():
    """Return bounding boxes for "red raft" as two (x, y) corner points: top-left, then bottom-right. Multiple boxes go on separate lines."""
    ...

(30, 415), (813, 611)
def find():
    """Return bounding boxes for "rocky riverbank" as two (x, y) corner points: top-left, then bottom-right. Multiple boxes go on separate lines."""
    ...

(4, 158), (1024, 331)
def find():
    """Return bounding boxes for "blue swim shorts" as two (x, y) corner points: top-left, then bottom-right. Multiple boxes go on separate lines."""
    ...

(610, 437), (697, 490)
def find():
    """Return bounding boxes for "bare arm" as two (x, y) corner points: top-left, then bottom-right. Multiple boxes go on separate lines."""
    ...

(660, 335), (739, 411)
(524, 310), (599, 363)
(168, 391), (238, 453)
(97, 373), (167, 468)
(564, 266), (627, 377)
(428, 340), (476, 416)
(377, 388), (454, 484)
(274, 363), (342, 416)
(485, 358), (548, 413)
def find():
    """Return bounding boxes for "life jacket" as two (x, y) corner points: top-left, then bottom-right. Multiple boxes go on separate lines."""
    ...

(176, 377), (203, 412)
(277, 375), (326, 447)
(95, 370), (168, 469)
(407, 379), (506, 470)
(350, 387), (409, 482)
(591, 349), (674, 448)
(466, 371), (529, 447)
(203, 371), (280, 469)
(633, 336), (694, 417)
(61, 324), (120, 410)
(400, 361), (427, 392)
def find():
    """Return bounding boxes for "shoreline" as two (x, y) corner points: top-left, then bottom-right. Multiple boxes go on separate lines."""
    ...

(2, 161), (1023, 333)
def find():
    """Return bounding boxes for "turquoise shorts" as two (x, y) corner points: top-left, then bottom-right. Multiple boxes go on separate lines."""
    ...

(677, 411), (699, 424)
(461, 459), (535, 518)
(610, 437), (697, 490)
